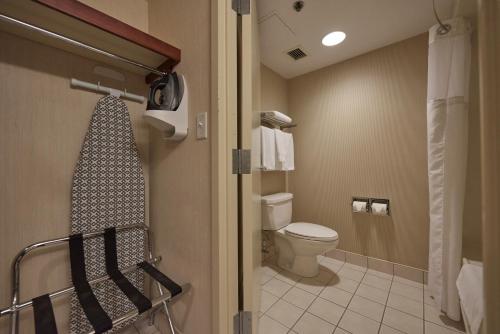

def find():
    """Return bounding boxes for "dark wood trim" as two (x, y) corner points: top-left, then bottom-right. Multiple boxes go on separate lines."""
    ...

(33, 0), (181, 66)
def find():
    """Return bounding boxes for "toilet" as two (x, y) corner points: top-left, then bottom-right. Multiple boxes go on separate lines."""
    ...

(262, 193), (339, 277)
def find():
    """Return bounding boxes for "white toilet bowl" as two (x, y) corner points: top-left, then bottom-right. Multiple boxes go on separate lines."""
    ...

(261, 193), (340, 277)
(274, 222), (338, 277)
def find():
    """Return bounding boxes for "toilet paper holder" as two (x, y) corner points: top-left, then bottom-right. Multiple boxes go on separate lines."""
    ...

(351, 197), (391, 216)
(352, 197), (370, 213)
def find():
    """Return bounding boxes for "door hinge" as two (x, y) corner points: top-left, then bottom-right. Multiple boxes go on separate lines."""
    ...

(232, 0), (250, 15)
(233, 311), (252, 334)
(232, 149), (251, 174)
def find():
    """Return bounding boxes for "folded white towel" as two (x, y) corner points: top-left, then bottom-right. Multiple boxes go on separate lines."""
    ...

(457, 262), (483, 334)
(261, 126), (276, 170)
(262, 111), (292, 124)
(274, 129), (294, 171)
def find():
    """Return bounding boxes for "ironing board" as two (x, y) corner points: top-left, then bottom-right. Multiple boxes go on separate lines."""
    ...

(70, 95), (146, 333)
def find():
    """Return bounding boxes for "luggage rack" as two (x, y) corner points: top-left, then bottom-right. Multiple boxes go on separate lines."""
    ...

(0, 223), (190, 334)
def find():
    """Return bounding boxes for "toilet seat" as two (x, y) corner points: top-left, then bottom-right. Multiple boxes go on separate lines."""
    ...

(285, 222), (338, 242)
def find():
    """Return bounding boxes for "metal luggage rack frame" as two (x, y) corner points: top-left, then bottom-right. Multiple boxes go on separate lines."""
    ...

(0, 223), (190, 334)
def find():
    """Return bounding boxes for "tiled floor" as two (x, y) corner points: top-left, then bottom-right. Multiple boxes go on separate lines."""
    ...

(117, 317), (161, 334)
(259, 256), (465, 334)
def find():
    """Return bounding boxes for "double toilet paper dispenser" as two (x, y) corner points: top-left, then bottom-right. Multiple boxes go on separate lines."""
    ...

(352, 197), (390, 216)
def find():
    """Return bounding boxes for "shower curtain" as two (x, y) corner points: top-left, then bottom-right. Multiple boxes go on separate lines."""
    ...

(427, 17), (471, 321)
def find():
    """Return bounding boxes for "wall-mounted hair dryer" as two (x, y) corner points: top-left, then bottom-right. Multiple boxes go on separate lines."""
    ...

(143, 72), (188, 141)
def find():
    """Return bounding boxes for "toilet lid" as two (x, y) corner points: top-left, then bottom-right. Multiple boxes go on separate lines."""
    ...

(285, 223), (338, 242)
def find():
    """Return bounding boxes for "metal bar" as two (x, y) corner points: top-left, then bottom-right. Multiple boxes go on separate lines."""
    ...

(0, 256), (161, 317)
(0, 14), (167, 76)
(7, 223), (148, 334)
(71, 78), (146, 103)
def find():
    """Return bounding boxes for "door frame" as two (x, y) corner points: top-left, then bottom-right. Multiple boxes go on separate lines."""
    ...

(211, 0), (238, 333)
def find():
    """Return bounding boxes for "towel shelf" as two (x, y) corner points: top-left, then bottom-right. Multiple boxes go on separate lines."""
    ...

(261, 112), (297, 129)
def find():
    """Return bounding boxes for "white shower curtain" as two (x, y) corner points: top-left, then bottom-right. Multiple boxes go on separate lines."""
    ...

(427, 17), (471, 321)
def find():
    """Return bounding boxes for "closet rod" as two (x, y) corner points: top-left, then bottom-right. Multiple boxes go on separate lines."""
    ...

(0, 14), (167, 76)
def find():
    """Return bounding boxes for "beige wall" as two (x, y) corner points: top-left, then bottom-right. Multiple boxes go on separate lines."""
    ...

(286, 33), (481, 269)
(0, 3), (150, 333)
(261, 65), (288, 195)
(147, 1), (212, 333)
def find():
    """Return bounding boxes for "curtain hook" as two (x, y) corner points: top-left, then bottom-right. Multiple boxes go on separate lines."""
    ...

(433, 0), (451, 35)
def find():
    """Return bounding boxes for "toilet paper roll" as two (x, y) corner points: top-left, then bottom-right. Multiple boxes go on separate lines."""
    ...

(371, 203), (388, 215)
(352, 201), (368, 213)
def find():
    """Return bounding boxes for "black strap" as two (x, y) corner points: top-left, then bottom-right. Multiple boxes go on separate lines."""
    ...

(69, 234), (113, 334)
(32, 294), (58, 334)
(104, 228), (152, 314)
(138, 261), (182, 297)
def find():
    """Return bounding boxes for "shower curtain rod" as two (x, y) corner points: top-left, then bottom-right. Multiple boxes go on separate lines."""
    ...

(0, 14), (167, 76)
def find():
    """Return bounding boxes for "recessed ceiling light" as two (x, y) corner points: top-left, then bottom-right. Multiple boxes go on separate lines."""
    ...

(322, 31), (346, 46)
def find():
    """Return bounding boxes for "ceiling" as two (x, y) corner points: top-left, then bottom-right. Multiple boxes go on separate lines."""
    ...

(257, 0), (467, 78)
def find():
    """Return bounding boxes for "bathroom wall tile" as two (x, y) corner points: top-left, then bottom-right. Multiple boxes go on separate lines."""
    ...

(338, 310), (380, 334)
(362, 274), (392, 291)
(368, 257), (394, 276)
(348, 295), (385, 322)
(326, 249), (346, 262)
(367, 268), (393, 281)
(292, 312), (336, 334)
(282, 287), (316, 309)
(267, 299), (305, 328)
(383, 307), (424, 334)
(308, 297), (345, 325)
(394, 264), (424, 284)
(259, 315), (289, 334)
(320, 286), (353, 307)
(345, 252), (368, 269)
(263, 278), (293, 298)
(355, 284), (389, 304)
(387, 292), (423, 318)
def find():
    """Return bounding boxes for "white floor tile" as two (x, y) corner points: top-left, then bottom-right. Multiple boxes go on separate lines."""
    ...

(333, 328), (350, 334)
(261, 272), (274, 285)
(314, 268), (335, 284)
(383, 307), (423, 334)
(308, 297), (345, 325)
(261, 263), (281, 277)
(338, 310), (380, 334)
(275, 270), (302, 286)
(259, 314), (289, 334)
(387, 292), (423, 318)
(320, 286), (353, 307)
(394, 275), (424, 288)
(292, 312), (336, 334)
(338, 266), (365, 281)
(261, 289), (280, 313)
(362, 273), (392, 291)
(379, 324), (405, 334)
(118, 325), (139, 334)
(329, 274), (360, 293)
(296, 277), (327, 295)
(355, 284), (389, 304)
(425, 321), (464, 334)
(282, 287), (316, 309)
(366, 268), (393, 281)
(424, 304), (465, 332)
(267, 299), (305, 328)
(320, 258), (344, 273)
(263, 278), (293, 298)
(390, 281), (423, 302)
(348, 295), (385, 322)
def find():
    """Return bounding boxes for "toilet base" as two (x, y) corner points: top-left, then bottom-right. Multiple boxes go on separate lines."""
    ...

(277, 254), (319, 277)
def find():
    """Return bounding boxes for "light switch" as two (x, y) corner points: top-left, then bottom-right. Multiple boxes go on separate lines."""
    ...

(196, 112), (208, 140)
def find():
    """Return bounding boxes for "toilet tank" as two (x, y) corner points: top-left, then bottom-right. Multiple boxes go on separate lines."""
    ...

(261, 193), (293, 230)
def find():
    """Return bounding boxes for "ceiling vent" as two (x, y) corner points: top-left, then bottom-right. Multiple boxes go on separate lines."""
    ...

(286, 47), (307, 61)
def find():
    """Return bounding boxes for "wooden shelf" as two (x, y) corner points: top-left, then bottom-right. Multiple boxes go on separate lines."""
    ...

(0, 0), (181, 82)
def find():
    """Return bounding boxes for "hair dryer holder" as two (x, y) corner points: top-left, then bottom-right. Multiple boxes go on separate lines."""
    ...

(143, 74), (188, 141)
